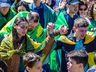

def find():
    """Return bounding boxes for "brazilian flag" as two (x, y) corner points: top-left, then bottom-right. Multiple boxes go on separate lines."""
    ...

(49, 11), (68, 72)
(55, 11), (68, 30)
(54, 11), (68, 40)
(27, 24), (47, 43)
(88, 20), (96, 32)
(0, 11), (46, 43)
(0, 11), (29, 37)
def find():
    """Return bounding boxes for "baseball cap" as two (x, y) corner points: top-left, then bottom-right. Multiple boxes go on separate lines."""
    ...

(67, 0), (80, 5)
(0, 0), (10, 7)
(22, 0), (33, 3)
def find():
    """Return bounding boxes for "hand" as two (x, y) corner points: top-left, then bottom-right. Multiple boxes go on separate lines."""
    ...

(59, 25), (68, 35)
(53, 6), (59, 12)
(47, 22), (54, 33)
(45, 0), (51, 6)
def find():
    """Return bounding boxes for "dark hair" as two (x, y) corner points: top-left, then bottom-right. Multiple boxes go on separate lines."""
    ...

(90, 4), (96, 20)
(67, 50), (88, 67)
(0, 60), (8, 72)
(12, 16), (28, 48)
(74, 18), (89, 28)
(27, 12), (39, 23)
(15, 1), (30, 12)
(23, 52), (40, 68)
(79, 1), (88, 10)
(14, 16), (28, 25)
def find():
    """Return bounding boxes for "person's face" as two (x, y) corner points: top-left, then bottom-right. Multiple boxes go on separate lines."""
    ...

(76, 27), (87, 40)
(67, 57), (81, 72)
(33, 0), (40, 3)
(14, 21), (28, 37)
(79, 5), (88, 17)
(28, 18), (38, 30)
(28, 23), (38, 30)
(93, 4), (96, 15)
(68, 4), (79, 13)
(0, 6), (9, 15)
(28, 61), (42, 72)
(17, 5), (27, 12)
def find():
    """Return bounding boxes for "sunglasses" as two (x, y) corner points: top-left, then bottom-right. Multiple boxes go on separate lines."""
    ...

(79, 8), (87, 11)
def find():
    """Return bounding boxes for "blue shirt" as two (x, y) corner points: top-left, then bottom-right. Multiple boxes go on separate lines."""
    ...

(64, 12), (79, 35)
(29, 2), (44, 28)
(75, 39), (84, 50)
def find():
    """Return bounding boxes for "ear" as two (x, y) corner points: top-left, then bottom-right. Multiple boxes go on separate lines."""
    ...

(13, 23), (17, 29)
(79, 63), (83, 68)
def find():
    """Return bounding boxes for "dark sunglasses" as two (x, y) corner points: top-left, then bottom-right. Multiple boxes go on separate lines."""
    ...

(79, 8), (87, 11)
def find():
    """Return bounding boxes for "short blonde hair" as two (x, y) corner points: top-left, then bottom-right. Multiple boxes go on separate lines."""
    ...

(74, 18), (89, 28)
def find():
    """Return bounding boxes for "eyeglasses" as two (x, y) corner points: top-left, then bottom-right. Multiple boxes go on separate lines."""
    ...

(19, 25), (28, 29)
(17, 22), (28, 29)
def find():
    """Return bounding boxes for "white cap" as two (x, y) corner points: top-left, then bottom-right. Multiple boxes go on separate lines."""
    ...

(0, 2), (10, 7)
(22, 0), (33, 3)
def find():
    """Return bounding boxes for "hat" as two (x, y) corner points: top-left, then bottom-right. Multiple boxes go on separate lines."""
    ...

(0, 0), (10, 7)
(22, 0), (33, 3)
(67, 0), (80, 5)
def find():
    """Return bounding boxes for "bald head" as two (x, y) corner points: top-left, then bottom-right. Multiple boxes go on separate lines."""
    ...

(27, 12), (39, 30)
(27, 12), (39, 24)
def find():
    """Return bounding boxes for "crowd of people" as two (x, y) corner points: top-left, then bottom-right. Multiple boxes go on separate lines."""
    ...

(0, 0), (96, 72)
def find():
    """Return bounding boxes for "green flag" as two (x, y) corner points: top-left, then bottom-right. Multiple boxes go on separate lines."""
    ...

(0, 11), (47, 43)
(49, 12), (68, 71)
(28, 24), (47, 43)
(0, 11), (29, 37)
(54, 11), (68, 40)
(88, 20), (96, 31)
(54, 11), (68, 30)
